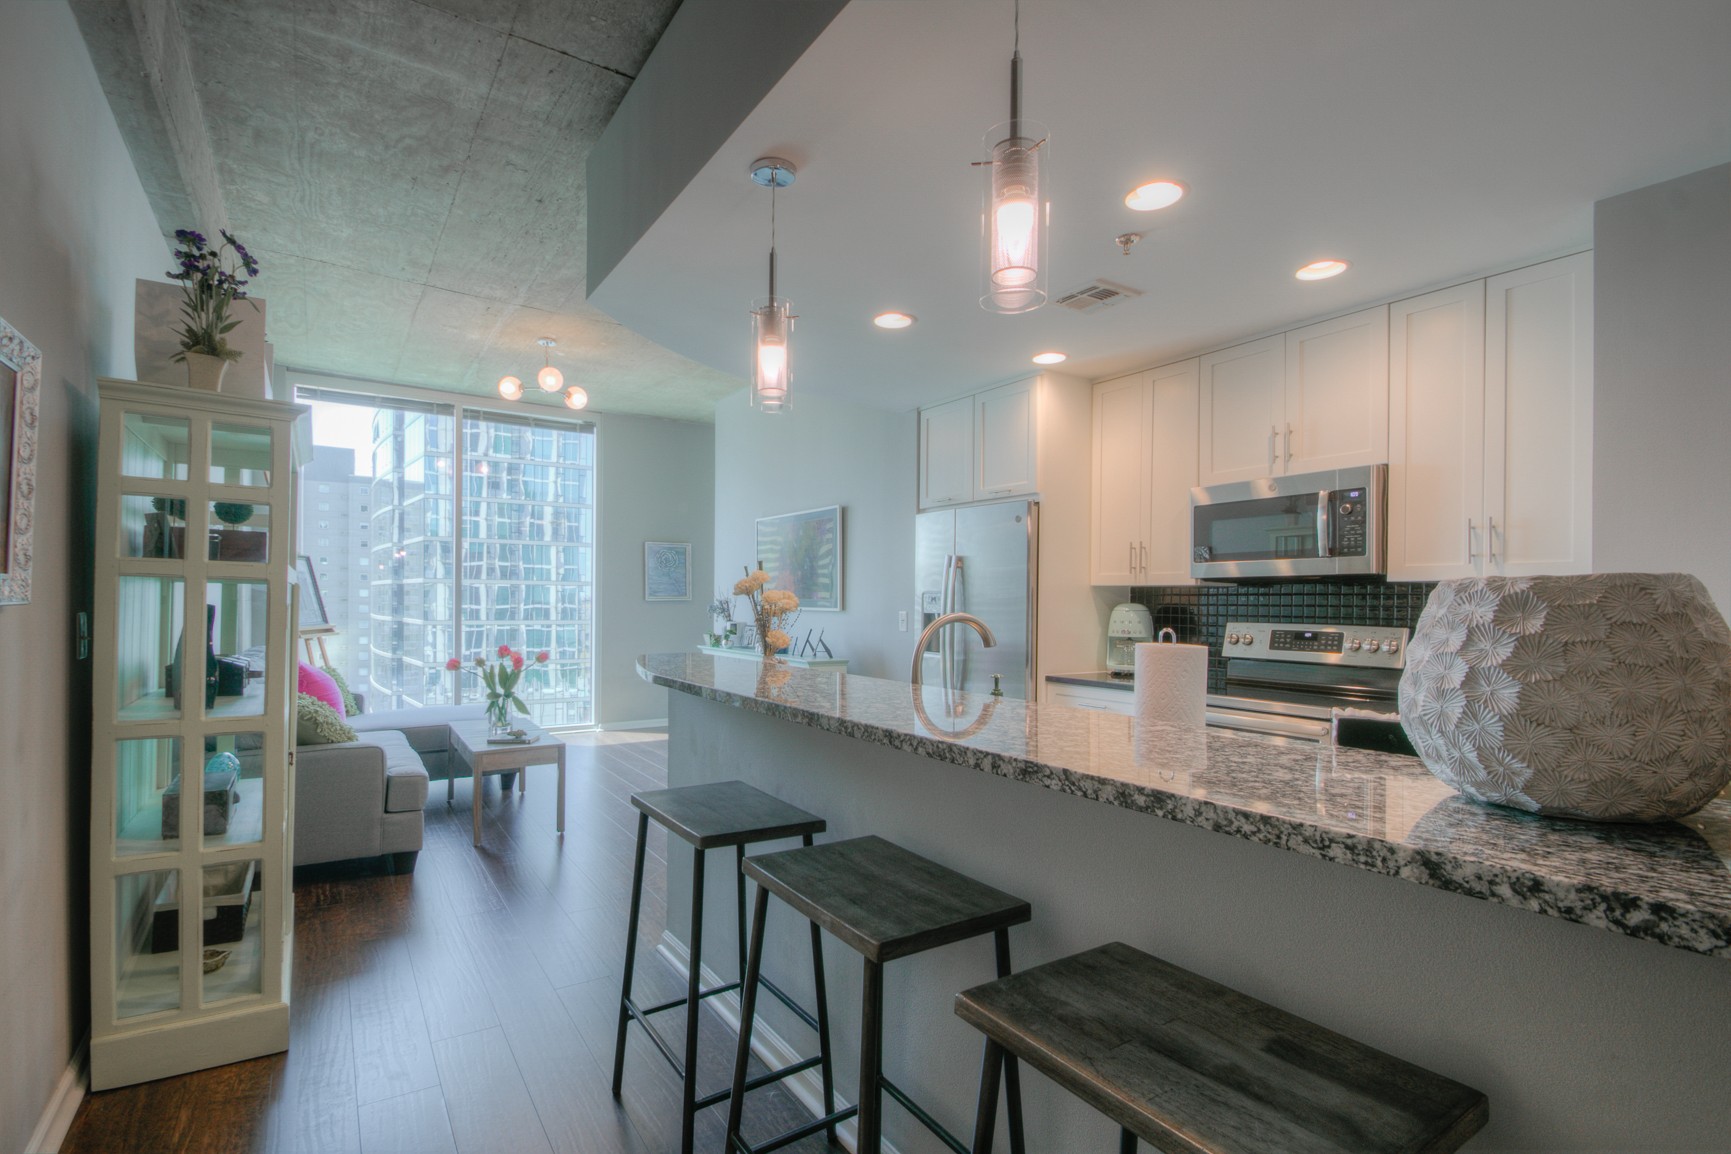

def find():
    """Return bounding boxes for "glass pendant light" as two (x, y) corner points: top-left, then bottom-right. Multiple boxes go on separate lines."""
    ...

(563, 384), (589, 410)
(981, 0), (1047, 314)
(748, 158), (796, 413)
(497, 374), (523, 401)
(536, 337), (564, 391)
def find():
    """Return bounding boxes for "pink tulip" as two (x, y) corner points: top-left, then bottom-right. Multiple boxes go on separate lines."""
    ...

(445, 657), (460, 671)
(511, 652), (525, 672)
(497, 643), (512, 658)
(535, 651), (550, 664)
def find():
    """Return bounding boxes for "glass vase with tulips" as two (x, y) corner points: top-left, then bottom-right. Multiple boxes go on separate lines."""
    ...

(446, 645), (549, 733)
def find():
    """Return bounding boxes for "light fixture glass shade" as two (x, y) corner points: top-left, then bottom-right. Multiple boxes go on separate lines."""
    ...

(563, 384), (588, 410)
(981, 122), (1048, 314)
(750, 298), (792, 412)
(497, 375), (523, 400)
(537, 363), (564, 392)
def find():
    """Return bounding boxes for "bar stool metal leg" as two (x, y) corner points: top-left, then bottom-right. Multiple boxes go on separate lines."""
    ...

(725, 885), (772, 1149)
(810, 915), (837, 1144)
(994, 928), (1026, 1154)
(858, 958), (885, 1153)
(681, 846), (707, 1154)
(611, 810), (650, 1097)
(971, 1039), (1005, 1154)
(1119, 1127), (1137, 1153)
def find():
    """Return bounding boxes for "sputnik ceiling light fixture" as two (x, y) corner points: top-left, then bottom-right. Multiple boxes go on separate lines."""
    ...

(497, 336), (587, 410)
(979, 0), (1048, 314)
(748, 157), (796, 412)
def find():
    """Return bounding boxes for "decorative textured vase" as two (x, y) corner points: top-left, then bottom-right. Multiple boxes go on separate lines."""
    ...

(1399, 573), (1731, 822)
(185, 351), (229, 392)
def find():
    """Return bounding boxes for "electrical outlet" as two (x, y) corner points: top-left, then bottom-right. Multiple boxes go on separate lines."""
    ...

(898, 610), (908, 632)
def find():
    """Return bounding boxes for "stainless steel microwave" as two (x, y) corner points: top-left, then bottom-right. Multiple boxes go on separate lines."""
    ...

(1190, 465), (1387, 580)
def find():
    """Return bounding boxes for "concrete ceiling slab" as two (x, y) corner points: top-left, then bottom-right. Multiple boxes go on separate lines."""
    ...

(71, 0), (740, 422)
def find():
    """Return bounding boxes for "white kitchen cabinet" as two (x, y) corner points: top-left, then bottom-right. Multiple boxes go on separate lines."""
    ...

(1388, 253), (1592, 580)
(1046, 680), (1135, 716)
(1092, 362), (1200, 585)
(1485, 252), (1593, 576)
(918, 373), (1085, 509)
(1199, 334), (1284, 484)
(1090, 372), (1151, 584)
(1284, 306), (1389, 474)
(918, 395), (973, 507)
(975, 377), (1037, 498)
(1199, 308), (1388, 484)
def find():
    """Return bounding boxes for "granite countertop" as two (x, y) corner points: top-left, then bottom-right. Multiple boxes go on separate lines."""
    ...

(639, 652), (1731, 959)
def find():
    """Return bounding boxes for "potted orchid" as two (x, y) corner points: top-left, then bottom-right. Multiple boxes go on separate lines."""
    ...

(446, 644), (549, 733)
(166, 227), (260, 392)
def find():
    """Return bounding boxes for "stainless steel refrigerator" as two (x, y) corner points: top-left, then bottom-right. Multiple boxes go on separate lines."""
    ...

(914, 499), (1038, 700)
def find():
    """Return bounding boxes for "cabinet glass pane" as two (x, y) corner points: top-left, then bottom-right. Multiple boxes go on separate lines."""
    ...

(115, 576), (186, 722)
(200, 859), (263, 1004)
(115, 869), (180, 1019)
(114, 738), (183, 856)
(121, 495), (192, 559)
(208, 501), (271, 563)
(120, 412), (190, 480)
(210, 423), (272, 487)
(208, 580), (271, 719)
(201, 734), (265, 848)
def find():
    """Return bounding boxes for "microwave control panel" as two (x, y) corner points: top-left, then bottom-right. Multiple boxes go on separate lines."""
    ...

(1331, 488), (1368, 556)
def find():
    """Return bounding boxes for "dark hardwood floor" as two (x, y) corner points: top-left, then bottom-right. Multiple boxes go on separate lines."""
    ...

(64, 732), (835, 1154)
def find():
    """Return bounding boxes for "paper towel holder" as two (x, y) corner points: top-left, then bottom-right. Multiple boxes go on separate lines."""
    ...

(1157, 627), (1177, 643)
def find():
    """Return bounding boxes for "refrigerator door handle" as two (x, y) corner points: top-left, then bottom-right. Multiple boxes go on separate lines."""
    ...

(939, 554), (957, 691)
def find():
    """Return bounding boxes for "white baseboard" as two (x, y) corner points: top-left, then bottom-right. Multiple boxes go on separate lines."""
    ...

(656, 932), (903, 1154)
(598, 717), (669, 731)
(25, 1034), (87, 1154)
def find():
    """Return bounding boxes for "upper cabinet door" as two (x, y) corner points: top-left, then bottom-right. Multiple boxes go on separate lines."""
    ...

(1199, 334), (1285, 484)
(1284, 305), (1389, 475)
(974, 378), (1037, 499)
(1144, 358), (1201, 585)
(1485, 252), (1593, 576)
(1091, 372), (1151, 585)
(918, 396), (974, 508)
(1388, 284), (1486, 580)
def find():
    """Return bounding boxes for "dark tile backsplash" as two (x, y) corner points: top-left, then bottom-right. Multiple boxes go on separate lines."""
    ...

(1130, 581), (1438, 693)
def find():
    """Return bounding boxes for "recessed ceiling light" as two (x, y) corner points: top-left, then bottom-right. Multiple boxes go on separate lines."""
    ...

(1124, 181), (1185, 211)
(1295, 259), (1350, 281)
(1032, 351), (1067, 365)
(874, 312), (916, 329)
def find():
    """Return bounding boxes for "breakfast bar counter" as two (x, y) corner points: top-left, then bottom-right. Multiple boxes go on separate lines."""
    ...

(639, 653), (1731, 1151)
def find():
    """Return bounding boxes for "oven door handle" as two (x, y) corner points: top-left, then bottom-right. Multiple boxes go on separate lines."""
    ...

(1205, 708), (1333, 743)
(1315, 491), (1331, 558)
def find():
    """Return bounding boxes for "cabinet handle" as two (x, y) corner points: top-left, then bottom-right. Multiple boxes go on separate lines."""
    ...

(1488, 516), (1500, 565)
(1466, 518), (1477, 563)
(1128, 542), (1136, 577)
(1285, 423), (1294, 463)
(1268, 425), (1277, 471)
(1140, 542), (1148, 575)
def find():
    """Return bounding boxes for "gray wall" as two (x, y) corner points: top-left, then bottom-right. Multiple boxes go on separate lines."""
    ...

(1593, 162), (1731, 613)
(0, 3), (170, 1147)
(713, 392), (915, 679)
(596, 412), (714, 725)
(670, 692), (1731, 1153)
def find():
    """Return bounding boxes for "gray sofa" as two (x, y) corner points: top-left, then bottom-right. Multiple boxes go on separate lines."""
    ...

(293, 701), (486, 872)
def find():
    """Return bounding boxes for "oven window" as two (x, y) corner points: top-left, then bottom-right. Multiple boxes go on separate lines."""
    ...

(1194, 492), (1322, 562)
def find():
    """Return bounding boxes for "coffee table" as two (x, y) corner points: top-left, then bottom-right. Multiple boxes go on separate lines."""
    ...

(447, 718), (567, 847)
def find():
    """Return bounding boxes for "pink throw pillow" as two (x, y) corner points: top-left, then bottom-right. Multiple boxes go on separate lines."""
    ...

(297, 662), (346, 718)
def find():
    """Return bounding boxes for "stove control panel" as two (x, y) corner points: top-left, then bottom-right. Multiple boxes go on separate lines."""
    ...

(1223, 622), (1409, 669)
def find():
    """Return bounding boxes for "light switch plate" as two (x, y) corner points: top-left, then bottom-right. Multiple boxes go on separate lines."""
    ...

(898, 611), (908, 631)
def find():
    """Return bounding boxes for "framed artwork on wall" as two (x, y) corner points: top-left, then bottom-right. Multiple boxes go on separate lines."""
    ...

(645, 541), (692, 601)
(0, 313), (42, 606)
(295, 555), (333, 632)
(755, 504), (842, 611)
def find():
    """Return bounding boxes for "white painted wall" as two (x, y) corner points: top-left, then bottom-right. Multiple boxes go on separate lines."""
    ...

(1592, 162), (1731, 615)
(669, 691), (1731, 1153)
(0, 4), (171, 1147)
(713, 393), (915, 679)
(595, 411), (714, 725)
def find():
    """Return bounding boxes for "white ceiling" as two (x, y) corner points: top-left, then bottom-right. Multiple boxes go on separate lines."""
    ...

(590, 0), (1731, 415)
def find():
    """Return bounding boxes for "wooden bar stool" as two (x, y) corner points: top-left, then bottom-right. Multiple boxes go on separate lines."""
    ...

(956, 941), (1489, 1154)
(612, 781), (834, 1154)
(727, 835), (1032, 1154)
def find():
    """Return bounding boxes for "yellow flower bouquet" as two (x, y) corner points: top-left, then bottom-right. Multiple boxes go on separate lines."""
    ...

(734, 566), (800, 661)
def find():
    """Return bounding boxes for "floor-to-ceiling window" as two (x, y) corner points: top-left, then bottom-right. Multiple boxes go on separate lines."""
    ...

(297, 387), (596, 727)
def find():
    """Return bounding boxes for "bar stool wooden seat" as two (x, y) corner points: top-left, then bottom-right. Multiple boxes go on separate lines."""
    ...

(727, 835), (1032, 1154)
(956, 941), (1489, 1154)
(612, 781), (833, 1154)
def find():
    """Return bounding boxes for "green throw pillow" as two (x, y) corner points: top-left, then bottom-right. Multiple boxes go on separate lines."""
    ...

(321, 664), (360, 717)
(296, 692), (357, 745)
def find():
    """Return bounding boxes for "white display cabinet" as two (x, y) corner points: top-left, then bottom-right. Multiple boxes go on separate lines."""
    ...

(88, 378), (308, 1090)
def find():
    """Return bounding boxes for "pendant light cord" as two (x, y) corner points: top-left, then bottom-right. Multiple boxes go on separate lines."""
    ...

(767, 166), (778, 303)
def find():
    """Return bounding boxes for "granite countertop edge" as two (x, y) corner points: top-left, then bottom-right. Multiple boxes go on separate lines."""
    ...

(639, 657), (1731, 959)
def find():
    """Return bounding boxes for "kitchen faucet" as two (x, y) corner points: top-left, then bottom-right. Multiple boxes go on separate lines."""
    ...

(909, 612), (997, 686)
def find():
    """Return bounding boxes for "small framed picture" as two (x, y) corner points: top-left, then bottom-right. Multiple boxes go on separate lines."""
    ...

(645, 541), (692, 601)
(0, 312), (42, 607)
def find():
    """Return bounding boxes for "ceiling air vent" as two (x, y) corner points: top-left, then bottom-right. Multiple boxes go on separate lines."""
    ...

(1053, 278), (1143, 313)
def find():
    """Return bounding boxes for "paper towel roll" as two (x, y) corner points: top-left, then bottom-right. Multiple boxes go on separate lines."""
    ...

(1133, 640), (1208, 729)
